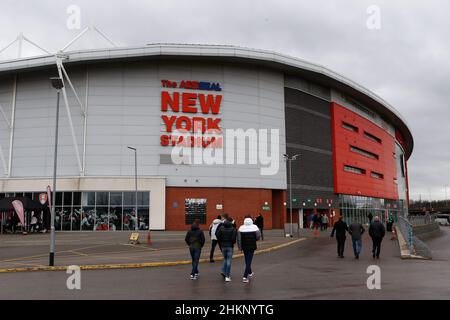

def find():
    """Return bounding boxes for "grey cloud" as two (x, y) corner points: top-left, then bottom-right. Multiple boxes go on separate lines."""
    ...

(1, 0), (449, 199)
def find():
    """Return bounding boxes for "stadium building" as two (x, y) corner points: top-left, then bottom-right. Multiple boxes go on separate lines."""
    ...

(0, 44), (413, 231)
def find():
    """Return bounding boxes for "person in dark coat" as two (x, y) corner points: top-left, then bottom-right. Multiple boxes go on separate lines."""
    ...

(330, 216), (348, 258)
(254, 213), (264, 241)
(386, 214), (394, 232)
(348, 221), (365, 259)
(185, 222), (205, 280)
(368, 212), (373, 225)
(313, 213), (321, 230)
(214, 213), (229, 238)
(369, 216), (386, 259)
(216, 219), (237, 282)
(238, 217), (261, 283)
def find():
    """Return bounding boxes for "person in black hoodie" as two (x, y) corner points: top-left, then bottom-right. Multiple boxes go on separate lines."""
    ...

(216, 219), (237, 282)
(238, 217), (261, 283)
(369, 216), (386, 259)
(330, 216), (348, 258)
(185, 222), (205, 280)
(254, 213), (264, 241)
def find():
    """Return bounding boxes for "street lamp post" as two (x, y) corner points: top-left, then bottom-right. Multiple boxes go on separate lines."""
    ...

(284, 154), (300, 237)
(49, 77), (64, 266)
(128, 146), (138, 231)
(445, 185), (448, 209)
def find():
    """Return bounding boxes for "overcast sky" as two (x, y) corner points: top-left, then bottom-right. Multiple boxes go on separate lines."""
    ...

(1, 0), (448, 200)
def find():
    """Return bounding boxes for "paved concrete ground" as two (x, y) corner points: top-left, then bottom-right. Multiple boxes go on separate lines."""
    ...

(0, 229), (294, 269)
(1, 227), (449, 299)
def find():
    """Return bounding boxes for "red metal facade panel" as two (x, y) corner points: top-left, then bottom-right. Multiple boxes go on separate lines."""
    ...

(331, 102), (398, 200)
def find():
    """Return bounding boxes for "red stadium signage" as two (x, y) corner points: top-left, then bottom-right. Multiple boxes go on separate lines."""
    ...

(160, 80), (223, 148)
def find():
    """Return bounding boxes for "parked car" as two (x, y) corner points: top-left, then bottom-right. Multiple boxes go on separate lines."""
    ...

(435, 214), (450, 226)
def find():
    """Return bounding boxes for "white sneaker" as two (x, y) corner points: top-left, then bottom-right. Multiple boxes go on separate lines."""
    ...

(248, 273), (254, 278)
(242, 277), (249, 283)
(190, 275), (195, 280)
(225, 277), (232, 282)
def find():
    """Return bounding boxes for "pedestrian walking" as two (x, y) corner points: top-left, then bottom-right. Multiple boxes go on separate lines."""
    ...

(254, 213), (264, 240)
(321, 214), (329, 231)
(369, 216), (386, 259)
(386, 214), (394, 232)
(330, 216), (348, 258)
(309, 212), (315, 230)
(368, 212), (373, 225)
(30, 212), (38, 233)
(214, 213), (229, 238)
(184, 222), (205, 280)
(216, 218), (237, 282)
(348, 221), (365, 259)
(237, 217), (261, 283)
(208, 215), (222, 262)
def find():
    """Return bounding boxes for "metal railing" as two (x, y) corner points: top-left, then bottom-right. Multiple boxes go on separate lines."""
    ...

(397, 215), (434, 259)
(397, 216), (414, 253)
(407, 214), (437, 226)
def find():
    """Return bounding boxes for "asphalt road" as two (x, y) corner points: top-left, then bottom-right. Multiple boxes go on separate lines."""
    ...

(1, 228), (450, 299)
(0, 230), (292, 268)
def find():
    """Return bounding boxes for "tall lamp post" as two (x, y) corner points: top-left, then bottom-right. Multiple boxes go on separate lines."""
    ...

(49, 77), (64, 266)
(284, 153), (300, 237)
(445, 184), (448, 209)
(127, 146), (138, 231)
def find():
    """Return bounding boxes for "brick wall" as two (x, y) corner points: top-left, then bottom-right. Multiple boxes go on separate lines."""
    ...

(165, 187), (283, 230)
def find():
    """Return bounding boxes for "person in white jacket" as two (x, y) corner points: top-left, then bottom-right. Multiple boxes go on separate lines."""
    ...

(208, 215), (222, 262)
(237, 217), (261, 283)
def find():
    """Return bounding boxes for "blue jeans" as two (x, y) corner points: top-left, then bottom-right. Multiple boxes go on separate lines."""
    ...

(352, 239), (362, 256)
(337, 237), (345, 257)
(221, 247), (233, 277)
(243, 250), (255, 278)
(189, 248), (201, 276)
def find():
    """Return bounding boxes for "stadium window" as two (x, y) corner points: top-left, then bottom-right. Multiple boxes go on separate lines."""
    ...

(350, 145), (379, 160)
(342, 122), (358, 132)
(399, 154), (405, 177)
(371, 171), (384, 179)
(364, 131), (382, 144)
(344, 165), (366, 175)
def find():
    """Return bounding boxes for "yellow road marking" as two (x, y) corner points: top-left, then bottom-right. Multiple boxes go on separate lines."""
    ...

(0, 238), (305, 273)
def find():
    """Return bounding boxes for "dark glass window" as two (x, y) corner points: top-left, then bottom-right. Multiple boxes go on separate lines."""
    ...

(371, 171), (384, 179)
(400, 154), (405, 177)
(86, 192), (95, 206)
(63, 192), (72, 206)
(55, 192), (63, 206)
(138, 192), (149, 206)
(96, 192), (109, 206)
(138, 208), (149, 230)
(350, 146), (379, 160)
(364, 131), (382, 144)
(110, 192), (123, 206)
(344, 165), (366, 175)
(73, 192), (82, 206)
(342, 122), (358, 132)
(123, 192), (135, 206)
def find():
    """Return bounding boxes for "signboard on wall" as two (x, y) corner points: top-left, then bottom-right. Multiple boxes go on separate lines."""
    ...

(160, 80), (223, 148)
(39, 193), (48, 205)
(185, 198), (207, 224)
